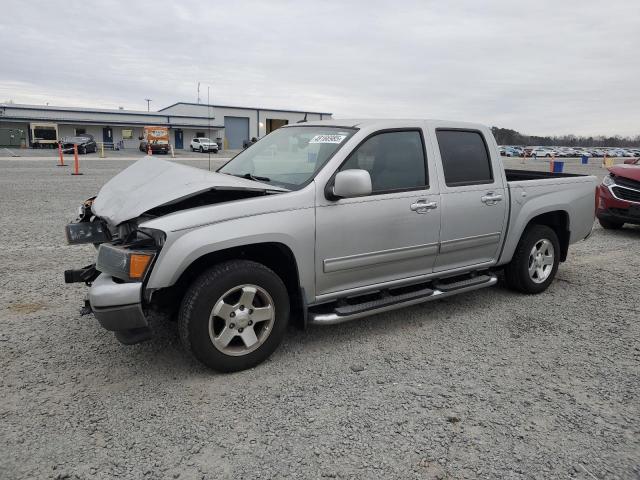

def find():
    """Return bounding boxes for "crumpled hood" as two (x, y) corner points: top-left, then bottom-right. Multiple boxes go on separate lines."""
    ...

(609, 164), (640, 182)
(92, 157), (287, 226)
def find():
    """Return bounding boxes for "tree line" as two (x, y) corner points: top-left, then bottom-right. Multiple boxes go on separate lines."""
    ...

(491, 127), (640, 148)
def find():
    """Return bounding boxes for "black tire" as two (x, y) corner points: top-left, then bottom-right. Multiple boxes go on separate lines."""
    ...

(199, 146), (204, 153)
(80, 146), (86, 154)
(598, 218), (624, 230)
(178, 260), (290, 372)
(504, 225), (560, 294)
(190, 145), (194, 152)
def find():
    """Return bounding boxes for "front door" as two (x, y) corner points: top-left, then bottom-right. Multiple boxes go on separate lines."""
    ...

(432, 129), (508, 272)
(315, 129), (441, 296)
(102, 127), (113, 144)
(174, 130), (184, 149)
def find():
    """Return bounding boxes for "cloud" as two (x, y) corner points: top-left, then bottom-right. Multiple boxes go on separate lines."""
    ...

(1, 0), (638, 136)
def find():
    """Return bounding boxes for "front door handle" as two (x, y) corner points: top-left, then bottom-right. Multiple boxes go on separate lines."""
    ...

(410, 200), (438, 213)
(481, 192), (503, 205)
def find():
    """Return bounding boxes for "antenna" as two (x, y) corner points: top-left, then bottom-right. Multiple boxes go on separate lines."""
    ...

(144, 98), (152, 111)
(207, 86), (211, 171)
(197, 82), (201, 104)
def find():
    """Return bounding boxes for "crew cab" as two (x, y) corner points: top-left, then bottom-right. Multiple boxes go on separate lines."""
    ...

(64, 120), (597, 372)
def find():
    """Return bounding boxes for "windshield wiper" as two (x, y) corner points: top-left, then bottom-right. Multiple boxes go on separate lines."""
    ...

(238, 173), (271, 182)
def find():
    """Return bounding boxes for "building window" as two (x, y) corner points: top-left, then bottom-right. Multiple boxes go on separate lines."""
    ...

(75, 128), (86, 135)
(196, 132), (205, 138)
(122, 129), (133, 140)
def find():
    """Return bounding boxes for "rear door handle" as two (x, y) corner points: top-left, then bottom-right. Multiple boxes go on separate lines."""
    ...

(410, 200), (438, 213)
(481, 192), (503, 205)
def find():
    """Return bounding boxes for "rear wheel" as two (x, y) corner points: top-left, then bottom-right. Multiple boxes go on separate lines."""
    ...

(598, 218), (624, 230)
(179, 260), (289, 372)
(504, 225), (560, 294)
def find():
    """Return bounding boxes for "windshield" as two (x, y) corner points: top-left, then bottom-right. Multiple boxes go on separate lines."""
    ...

(219, 126), (356, 189)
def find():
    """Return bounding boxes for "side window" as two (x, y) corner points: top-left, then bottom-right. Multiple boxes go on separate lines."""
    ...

(340, 131), (427, 193)
(436, 130), (493, 187)
(193, 138), (199, 143)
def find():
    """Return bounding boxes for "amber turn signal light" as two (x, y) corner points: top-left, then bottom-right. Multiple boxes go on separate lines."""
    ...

(129, 254), (153, 279)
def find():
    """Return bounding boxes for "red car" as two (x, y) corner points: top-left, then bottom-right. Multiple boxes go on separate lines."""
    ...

(596, 163), (640, 229)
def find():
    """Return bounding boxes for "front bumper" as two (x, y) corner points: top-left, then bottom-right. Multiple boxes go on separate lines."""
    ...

(89, 274), (148, 332)
(596, 185), (640, 225)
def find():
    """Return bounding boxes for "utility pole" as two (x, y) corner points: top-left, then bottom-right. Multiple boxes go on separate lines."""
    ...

(144, 98), (152, 111)
(197, 82), (201, 104)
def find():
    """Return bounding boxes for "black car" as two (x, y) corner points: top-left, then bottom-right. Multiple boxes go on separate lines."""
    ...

(139, 140), (170, 154)
(60, 134), (97, 154)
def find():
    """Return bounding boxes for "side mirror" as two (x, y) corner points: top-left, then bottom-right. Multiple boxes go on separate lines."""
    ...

(331, 169), (372, 199)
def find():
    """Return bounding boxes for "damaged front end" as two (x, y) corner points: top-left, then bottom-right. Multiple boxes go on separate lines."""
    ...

(64, 157), (287, 346)
(65, 198), (167, 345)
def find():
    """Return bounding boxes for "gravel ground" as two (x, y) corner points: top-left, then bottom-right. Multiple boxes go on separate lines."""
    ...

(1, 158), (639, 480)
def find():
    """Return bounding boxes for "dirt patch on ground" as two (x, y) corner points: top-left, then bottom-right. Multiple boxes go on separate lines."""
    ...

(7, 302), (46, 314)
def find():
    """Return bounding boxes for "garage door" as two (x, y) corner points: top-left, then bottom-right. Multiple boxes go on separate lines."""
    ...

(224, 116), (249, 149)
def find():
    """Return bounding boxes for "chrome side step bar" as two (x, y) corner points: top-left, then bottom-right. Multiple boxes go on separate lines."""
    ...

(309, 273), (497, 326)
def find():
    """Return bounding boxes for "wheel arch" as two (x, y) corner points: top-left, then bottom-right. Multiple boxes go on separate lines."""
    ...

(156, 242), (307, 328)
(522, 210), (570, 261)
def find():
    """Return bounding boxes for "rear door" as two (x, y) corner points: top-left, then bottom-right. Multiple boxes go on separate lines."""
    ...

(431, 127), (508, 272)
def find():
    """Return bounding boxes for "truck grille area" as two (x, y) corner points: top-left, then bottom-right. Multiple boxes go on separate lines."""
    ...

(614, 175), (640, 191)
(612, 186), (640, 203)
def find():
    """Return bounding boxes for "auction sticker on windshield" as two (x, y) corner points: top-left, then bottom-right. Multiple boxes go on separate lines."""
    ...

(309, 134), (347, 144)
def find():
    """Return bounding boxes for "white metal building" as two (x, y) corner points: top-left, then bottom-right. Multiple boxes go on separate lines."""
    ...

(0, 102), (332, 149)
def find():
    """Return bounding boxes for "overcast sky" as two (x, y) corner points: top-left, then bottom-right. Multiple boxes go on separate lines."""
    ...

(1, 0), (638, 136)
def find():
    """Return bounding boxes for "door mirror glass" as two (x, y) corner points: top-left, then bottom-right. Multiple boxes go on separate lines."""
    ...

(332, 169), (372, 199)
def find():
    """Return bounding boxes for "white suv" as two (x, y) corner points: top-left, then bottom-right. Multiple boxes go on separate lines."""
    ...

(190, 138), (219, 153)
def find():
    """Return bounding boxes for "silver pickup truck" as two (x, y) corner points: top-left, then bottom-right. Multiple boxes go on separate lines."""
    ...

(65, 120), (597, 372)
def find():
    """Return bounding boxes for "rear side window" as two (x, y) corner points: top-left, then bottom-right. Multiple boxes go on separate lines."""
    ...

(340, 130), (427, 193)
(436, 130), (493, 187)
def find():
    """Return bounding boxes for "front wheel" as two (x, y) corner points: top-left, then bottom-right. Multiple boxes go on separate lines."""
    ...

(179, 260), (289, 372)
(504, 225), (560, 294)
(199, 146), (204, 153)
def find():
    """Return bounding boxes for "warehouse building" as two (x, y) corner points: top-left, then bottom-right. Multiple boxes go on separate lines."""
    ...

(0, 102), (331, 149)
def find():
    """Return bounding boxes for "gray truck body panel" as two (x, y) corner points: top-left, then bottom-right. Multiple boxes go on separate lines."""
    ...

(88, 119), (597, 316)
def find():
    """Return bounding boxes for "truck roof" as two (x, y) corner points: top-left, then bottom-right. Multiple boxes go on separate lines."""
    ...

(294, 118), (488, 130)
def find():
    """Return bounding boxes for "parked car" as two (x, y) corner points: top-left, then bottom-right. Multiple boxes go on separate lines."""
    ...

(596, 163), (640, 229)
(530, 147), (555, 158)
(503, 147), (521, 157)
(190, 137), (219, 153)
(60, 134), (97, 154)
(623, 158), (640, 165)
(64, 120), (597, 372)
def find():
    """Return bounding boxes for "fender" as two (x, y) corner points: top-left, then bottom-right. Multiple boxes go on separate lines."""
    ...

(145, 206), (316, 302)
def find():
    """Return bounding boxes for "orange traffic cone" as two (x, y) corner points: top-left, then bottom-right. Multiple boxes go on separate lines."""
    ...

(71, 144), (83, 175)
(550, 153), (555, 173)
(56, 142), (66, 167)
